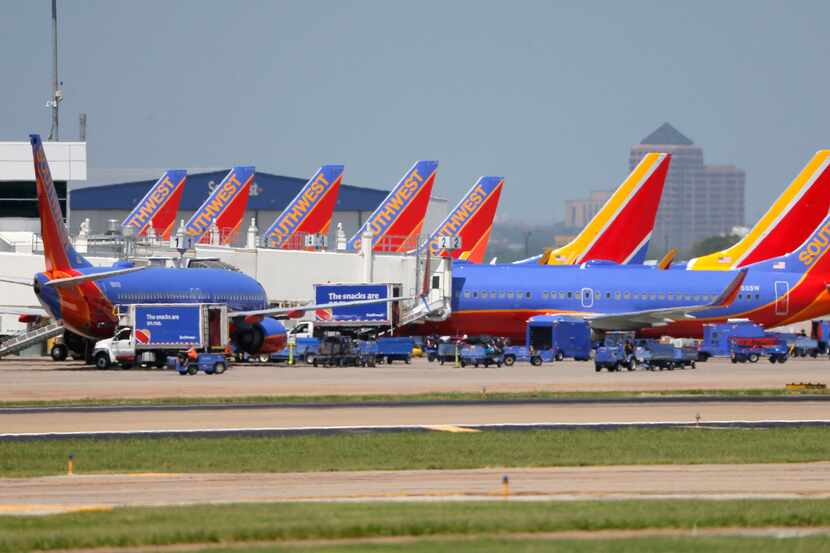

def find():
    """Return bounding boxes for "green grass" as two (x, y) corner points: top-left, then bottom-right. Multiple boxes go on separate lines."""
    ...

(1, 387), (827, 408)
(196, 536), (830, 553)
(2, 499), (830, 553)
(2, 427), (829, 477)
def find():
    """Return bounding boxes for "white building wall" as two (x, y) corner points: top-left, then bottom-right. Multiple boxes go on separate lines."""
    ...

(195, 246), (421, 303)
(0, 141), (87, 182)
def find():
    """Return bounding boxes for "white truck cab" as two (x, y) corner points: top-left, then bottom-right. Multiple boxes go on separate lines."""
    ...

(289, 321), (315, 339)
(92, 327), (141, 369)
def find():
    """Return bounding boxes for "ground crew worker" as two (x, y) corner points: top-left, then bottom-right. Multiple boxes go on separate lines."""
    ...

(186, 346), (199, 361)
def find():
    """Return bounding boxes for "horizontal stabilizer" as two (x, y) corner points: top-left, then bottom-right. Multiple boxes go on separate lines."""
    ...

(0, 305), (48, 317)
(43, 266), (146, 288)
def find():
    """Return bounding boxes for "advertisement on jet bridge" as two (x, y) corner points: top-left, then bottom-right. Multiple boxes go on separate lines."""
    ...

(314, 284), (392, 324)
(133, 305), (203, 347)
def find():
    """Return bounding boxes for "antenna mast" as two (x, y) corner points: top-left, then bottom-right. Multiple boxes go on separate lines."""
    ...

(47, 0), (61, 140)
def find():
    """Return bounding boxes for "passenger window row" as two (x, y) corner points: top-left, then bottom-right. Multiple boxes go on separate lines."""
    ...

(461, 290), (729, 303)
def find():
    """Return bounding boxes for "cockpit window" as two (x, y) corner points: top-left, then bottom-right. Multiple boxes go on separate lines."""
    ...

(187, 259), (240, 272)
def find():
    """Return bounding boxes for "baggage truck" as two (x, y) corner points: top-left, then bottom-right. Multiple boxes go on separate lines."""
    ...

(92, 304), (228, 369)
(729, 336), (789, 364)
(525, 316), (592, 365)
(374, 337), (415, 364)
(698, 321), (765, 361)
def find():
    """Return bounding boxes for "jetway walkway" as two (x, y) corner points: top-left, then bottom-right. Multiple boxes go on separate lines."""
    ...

(0, 321), (64, 358)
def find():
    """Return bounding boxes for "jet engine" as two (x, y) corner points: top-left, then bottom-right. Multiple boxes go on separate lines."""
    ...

(231, 317), (287, 354)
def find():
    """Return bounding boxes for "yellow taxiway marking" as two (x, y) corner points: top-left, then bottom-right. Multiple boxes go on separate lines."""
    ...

(0, 504), (113, 515)
(423, 425), (480, 433)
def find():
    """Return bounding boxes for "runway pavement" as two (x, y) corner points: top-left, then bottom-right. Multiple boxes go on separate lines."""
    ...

(1, 356), (829, 401)
(2, 398), (828, 438)
(2, 463), (829, 513)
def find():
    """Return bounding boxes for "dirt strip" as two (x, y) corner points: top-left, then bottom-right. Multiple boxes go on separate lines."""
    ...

(2, 463), (830, 513)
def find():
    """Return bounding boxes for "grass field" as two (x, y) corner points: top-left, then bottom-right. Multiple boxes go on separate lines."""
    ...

(2, 499), (829, 552)
(2, 426), (829, 477)
(0, 387), (827, 408)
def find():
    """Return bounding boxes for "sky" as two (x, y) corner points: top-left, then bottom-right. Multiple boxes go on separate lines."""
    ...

(2, 0), (829, 223)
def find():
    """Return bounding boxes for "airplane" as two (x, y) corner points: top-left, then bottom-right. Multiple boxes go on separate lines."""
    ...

(415, 210), (830, 343)
(121, 170), (187, 240)
(184, 166), (255, 245)
(17, 135), (407, 359)
(530, 152), (671, 265)
(347, 160), (438, 253)
(425, 176), (504, 263)
(262, 165), (344, 249)
(686, 150), (830, 270)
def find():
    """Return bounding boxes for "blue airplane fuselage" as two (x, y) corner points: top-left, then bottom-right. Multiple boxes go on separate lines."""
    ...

(417, 259), (828, 342)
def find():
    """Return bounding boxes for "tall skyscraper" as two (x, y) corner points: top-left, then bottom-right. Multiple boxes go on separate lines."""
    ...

(630, 123), (745, 253)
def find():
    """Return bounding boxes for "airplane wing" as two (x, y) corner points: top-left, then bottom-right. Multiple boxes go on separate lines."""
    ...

(0, 305), (49, 317)
(42, 266), (146, 288)
(586, 269), (747, 331)
(229, 296), (414, 319)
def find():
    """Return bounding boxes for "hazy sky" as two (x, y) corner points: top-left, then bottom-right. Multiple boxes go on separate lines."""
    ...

(3, 1), (829, 222)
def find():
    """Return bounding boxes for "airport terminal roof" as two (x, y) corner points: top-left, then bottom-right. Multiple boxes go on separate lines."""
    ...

(70, 170), (390, 211)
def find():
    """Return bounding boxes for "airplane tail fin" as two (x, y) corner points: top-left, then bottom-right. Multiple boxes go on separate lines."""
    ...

(121, 170), (187, 240)
(30, 134), (91, 272)
(542, 152), (670, 265)
(347, 160), (438, 252)
(750, 212), (830, 276)
(688, 150), (830, 270)
(184, 166), (255, 244)
(427, 176), (504, 263)
(263, 165), (344, 249)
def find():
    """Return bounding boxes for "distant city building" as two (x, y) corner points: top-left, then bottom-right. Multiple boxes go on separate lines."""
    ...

(564, 190), (612, 229)
(630, 123), (745, 252)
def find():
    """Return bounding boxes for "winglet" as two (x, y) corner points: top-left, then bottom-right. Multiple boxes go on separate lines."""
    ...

(657, 248), (677, 270)
(710, 269), (748, 309)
